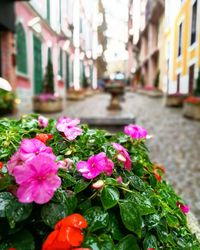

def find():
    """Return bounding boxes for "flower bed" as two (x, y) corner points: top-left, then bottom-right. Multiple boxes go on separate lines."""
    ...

(0, 115), (199, 249)
(33, 94), (63, 113)
(183, 96), (200, 120)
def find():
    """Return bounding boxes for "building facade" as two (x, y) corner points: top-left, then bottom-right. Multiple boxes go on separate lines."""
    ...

(129, 0), (200, 94)
(164, 0), (200, 94)
(14, 0), (98, 111)
(129, 0), (165, 89)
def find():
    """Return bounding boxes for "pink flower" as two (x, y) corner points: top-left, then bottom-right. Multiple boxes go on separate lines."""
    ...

(104, 158), (114, 176)
(38, 115), (48, 128)
(116, 176), (123, 183)
(124, 124), (147, 139)
(13, 154), (61, 204)
(112, 143), (132, 171)
(77, 152), (114, 179)
(176, 202), (190, 214)
(56, 117), (83, 141)
(7, 149), (24, 175)
(57, 158), (73, 169)
(19, 138), (55, 162)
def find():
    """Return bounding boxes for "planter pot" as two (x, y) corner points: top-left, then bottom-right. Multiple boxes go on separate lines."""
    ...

(183, 102), (200, 120)
(67, 90), (85, 101)
(104, 84), (125, 110)
(147, 90), (163, 98)
(84, 88), (94, 97)
(165, 95), (187, 107)
(33, 96), (63, 113)
(136, 89), (149, 95)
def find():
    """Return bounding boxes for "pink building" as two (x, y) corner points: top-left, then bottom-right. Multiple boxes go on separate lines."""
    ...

(0, 0), (99, 111)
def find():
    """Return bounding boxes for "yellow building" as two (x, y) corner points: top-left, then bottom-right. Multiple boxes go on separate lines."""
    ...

(164, 0), (200, 94)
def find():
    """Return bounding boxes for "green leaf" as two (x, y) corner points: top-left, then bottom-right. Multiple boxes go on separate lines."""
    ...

(0, 192), (14, 218)
(108, 211), (125, 240)
(84, 207), (109, 232)
(98, 234), (116, 250)
(83, 235), (101, 250)
(166, 214), (180, 228)
(41, 202), (69, 228)
(127, 192), (155, 215)
(145, 214), (160, 230)
(129, 175), (147, 191)
(119, 201), (142, 237)
(143, 234), (158, 250)
(5, 198), (32, 228)
(117, 235), (140, 250)
(0, 229), (35, 250)
(104, 178), (118, 185)
(74, 180), (91, 193)
(58, 172), (76, 188)
(65, 190), (77, 214)
(100, 186), (119, 210)
(0, 175), (13, 191)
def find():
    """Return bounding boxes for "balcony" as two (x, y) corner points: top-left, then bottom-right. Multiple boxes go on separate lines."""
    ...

(145, 0), (165, 24)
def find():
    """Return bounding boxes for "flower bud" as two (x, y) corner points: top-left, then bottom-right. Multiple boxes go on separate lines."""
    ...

(91, 180), (104, 189)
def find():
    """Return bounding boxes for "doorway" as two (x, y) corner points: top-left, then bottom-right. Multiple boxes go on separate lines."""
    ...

(189, 64), (195, 94)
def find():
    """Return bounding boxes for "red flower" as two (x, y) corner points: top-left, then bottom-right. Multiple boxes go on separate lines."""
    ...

(184, 96), (200, 105)
(153, 164), (165, 182)
(35, 133), (53, 144)
(42, 214), (88, 250)
(0, 161), (3, 170)
(8, 248), (17, 250)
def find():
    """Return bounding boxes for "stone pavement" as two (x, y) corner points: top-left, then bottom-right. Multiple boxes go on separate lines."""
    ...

(10, 92), (200, 221)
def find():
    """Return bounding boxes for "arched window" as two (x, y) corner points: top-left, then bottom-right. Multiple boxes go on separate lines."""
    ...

(16, 23), (27, 74)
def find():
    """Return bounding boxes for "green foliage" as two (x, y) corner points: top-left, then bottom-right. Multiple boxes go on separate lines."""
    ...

(0, 115), (199, 249)
(43, 59), (54, 93)
(154, 70), (160, 89)
(194, 69), (200, 97)
(0, 89), (16, 115)
(140, 75), (145, 88)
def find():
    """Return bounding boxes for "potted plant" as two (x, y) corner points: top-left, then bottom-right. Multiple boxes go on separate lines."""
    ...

(0, 88), (17, 116)
(164, 92), (188, 107)
(147, 70), (163, 98)
(0, 116), (199, 249)
(137, 75), (148, 95)
(33, 59), (63, 113)
(183, 69), (200, 120)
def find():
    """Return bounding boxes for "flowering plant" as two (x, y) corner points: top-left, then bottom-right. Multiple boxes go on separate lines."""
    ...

(0, 89), (16, 115)
(184, 96), (200, 105)
(0, 115), (199, 249)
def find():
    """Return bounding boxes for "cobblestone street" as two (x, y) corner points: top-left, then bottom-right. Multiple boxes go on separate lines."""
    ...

(15, 92), (200, 221)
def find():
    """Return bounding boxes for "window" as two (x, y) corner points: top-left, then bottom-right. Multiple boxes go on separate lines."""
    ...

(190, 0), (197, 45)
(47, 0), (50, 23)
(178, 22), (183, 57)
(16, 23), (27, 74)
(59, 48), (63, 77)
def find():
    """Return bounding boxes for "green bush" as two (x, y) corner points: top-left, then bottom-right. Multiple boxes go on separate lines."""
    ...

(154, 71), (160, 89)
(0, 89), (16, 115)
(0, 115), (199, 249)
